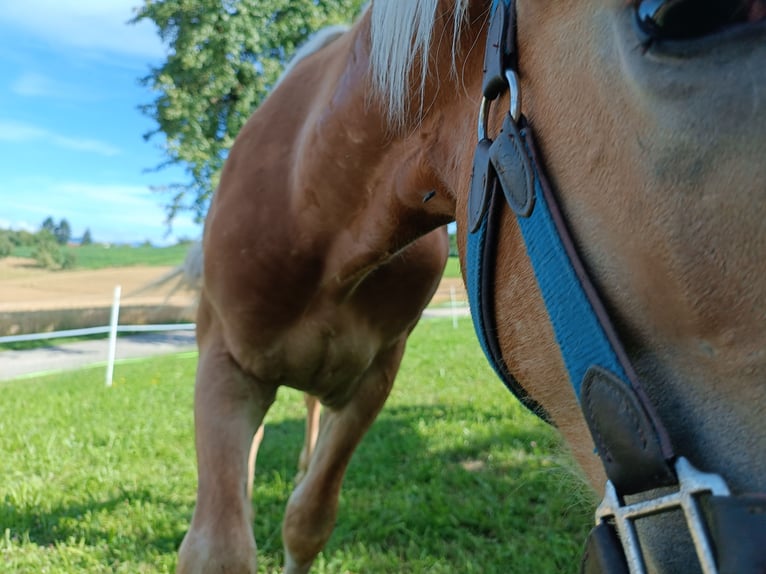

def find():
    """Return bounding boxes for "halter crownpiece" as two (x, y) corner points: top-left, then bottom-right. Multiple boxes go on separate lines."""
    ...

(465, 1), (766, 572)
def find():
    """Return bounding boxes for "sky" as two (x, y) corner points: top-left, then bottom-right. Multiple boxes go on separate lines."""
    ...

(0, 0), (201, 245)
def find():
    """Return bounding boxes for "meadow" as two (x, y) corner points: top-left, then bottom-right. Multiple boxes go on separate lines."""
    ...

(0, 319), (593, 573)
(11, 243), (191, 271)
(10, 242), (464, 277)
(442, 255), (461, 279)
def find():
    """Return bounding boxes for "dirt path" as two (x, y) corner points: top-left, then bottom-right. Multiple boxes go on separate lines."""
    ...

(0, 330), (198, 382)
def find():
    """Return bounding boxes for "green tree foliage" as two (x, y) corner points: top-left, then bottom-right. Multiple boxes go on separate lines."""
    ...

(0, 224), (80, 267)
(40, 216), (72, 245)
(132, 0), (365, 224)
(11, 230), (35, 247)
(448, 232), (458, 257)
(41, 216), (56, 235)
(54, 218), (72, 245)
(36, 229), (57, 246)
(33, 234), (76, 270)
(0, 232), (12, 258)
(26, 228), (76, 270)
(81, 228), (93, 246)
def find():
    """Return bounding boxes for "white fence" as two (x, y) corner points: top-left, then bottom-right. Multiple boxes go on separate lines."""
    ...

(0, 286), (195, 386)
(1, 284), (468, 385)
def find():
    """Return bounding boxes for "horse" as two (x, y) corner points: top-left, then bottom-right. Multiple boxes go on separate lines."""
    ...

(137, 22), (357, 485)
(177, 1), (766, 573)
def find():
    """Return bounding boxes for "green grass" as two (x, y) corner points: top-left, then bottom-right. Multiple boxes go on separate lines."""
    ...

(0, 320), (594, 573)
(11, 244), (189, 270)
(9, 246), (35, 259)
(443, 256), (461, 279)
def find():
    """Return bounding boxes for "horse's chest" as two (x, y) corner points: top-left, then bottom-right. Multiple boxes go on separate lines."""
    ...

(238, 307), (387, 405)
(215, 228), (440, 404)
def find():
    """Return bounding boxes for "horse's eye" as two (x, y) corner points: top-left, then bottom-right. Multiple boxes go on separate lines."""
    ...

(636, 0), (744, 40)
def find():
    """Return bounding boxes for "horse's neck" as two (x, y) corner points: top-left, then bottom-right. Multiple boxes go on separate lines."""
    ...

(259, 6), (485, 292)
(278, 19), (464, 276)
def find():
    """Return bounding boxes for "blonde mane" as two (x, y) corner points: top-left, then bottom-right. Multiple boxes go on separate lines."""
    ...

(370, 0), (470, 125)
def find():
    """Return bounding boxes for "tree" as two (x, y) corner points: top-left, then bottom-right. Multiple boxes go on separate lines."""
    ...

(81, 228), (93, 245)
(41, 216), (56, 235)
(11, 230), (35, 247)
(132, 0), (365, 225)
(0, 232), (12, 258)
(33, 236), (76, 270)
(54, 219), (72, 245)
(36, 228), (57, 246)
(448, 231), (458, 257)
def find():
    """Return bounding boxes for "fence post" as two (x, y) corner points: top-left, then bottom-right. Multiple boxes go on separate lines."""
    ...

(105, 285), (122, 387)
(450, 286), (459, 329)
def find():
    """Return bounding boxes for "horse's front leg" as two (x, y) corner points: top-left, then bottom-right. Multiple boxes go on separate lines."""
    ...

(281, 340), (406, 574)
(178, 324), (276, 574)
(296, 393), (321, 483)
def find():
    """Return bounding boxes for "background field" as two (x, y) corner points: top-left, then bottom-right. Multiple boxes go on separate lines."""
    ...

(0, 246), (463, 314)
(0, 319), (594, 573)
(10, 244), (191, 271)
(0, 260), (191, 315)
(0, 246), (465, 340)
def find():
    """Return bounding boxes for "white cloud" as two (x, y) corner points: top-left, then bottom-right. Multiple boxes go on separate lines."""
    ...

(0, 219), (36, 233)
(11, 72), (97, 100)
(0, 120), (121, 157)
(0, 0), (164, 60)
(11, 73), (49, 96)
(1, 180), (200, 245)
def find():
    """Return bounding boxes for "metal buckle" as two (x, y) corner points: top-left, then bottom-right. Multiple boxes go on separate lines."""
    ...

(595, 457), (730, 574)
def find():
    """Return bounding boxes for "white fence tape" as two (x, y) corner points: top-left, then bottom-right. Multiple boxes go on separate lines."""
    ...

(0, 285), (196, 385)
(0, 322), (196, 345)
(1, 284), (467, 384)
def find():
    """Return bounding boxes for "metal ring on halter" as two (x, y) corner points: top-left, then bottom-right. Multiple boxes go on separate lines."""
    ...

(477, 96), (491, 142)
(478, 69), (521, 141)
(506, 69), (521, 123)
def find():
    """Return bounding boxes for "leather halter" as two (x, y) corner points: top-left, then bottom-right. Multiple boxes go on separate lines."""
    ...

(465, 1), (766, 572)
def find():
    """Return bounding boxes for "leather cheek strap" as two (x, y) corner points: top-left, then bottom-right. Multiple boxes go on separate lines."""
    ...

(581, 366), (677, 495)
(581, 366), (766, 573)
(581, 523), (630, 574)
(580, 497), (766, 574)
(702, 494), (766, 574)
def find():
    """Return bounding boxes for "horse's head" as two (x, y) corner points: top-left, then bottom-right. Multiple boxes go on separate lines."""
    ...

(369, 0), (765, 571)
(512, 2), (766, 570)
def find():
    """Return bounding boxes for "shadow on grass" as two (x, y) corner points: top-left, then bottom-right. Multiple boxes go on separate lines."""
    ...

(256, 402), (591, 571)
(2, 487), (192, 556)
(4, 403), (590, 571)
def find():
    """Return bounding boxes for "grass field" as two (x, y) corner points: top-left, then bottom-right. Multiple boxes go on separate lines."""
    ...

(10, 244), (463, 275)
(0, 320), (593, 573)
(12, 244), (189, 270)
(443, 256), (461, 279)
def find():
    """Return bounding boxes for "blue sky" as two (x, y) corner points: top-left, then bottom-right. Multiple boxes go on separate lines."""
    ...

(0, 0), (201, 245)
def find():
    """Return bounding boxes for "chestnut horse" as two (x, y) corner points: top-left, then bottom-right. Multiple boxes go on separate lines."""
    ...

(178, 1), (766, 573)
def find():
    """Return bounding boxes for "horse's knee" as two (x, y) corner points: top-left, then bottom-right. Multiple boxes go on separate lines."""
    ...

(178, 487), (257, 574)
(281, 485), (339, 572)
(177, 520), (257, 574)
